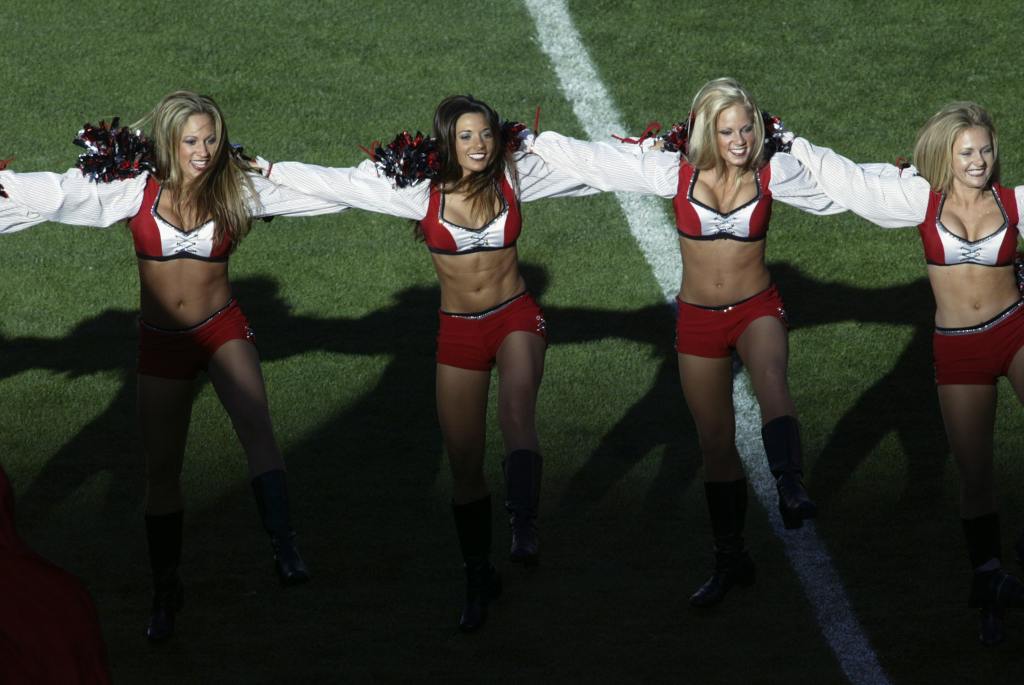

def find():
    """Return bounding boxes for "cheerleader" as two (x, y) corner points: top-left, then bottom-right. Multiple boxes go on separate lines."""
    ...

(0, 91), (350, 641)
(527, 78), (843, 608)
(788, 102), (1024, 645)
(259, 94), (596, 631)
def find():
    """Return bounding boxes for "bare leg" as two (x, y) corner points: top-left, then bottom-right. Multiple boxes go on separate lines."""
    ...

(679, 353), (754, 608)
(436, 363), (492, 504)
(737, 317), (815, 528)
(495, 331), (545, 453)
(138, 374), (194, 515)
(137, 372), (193, 641)
(938, 384), (996, 519)
(735, 316), (796, 422)
(496, 331), (546, 564)
(207, 340), (284, 478)
(437, 362), (500, 631)
(208, 340), (308, 585)
(677, 353), (742, 481)
(937, 381), (1023, 644)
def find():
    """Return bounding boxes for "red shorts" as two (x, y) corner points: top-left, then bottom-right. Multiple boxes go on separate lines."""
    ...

(436, 292), (547, 371)
(675, 284), (788, 358)
(932, 300), (1024, 385)
(137, 299), (256, 380)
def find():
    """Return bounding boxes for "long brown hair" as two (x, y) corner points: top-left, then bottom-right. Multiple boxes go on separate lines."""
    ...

(414, 95), (514, 239)
(134, 91), (255, 249)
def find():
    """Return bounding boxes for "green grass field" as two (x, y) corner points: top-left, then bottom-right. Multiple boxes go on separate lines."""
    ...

(3, 0), (1024, 682)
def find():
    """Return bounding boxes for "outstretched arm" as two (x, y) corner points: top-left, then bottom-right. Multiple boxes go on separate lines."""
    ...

(265, 159), (429, 220)
(513, 152), (602, 202)
(529, 131), (678, 198)
(0, 168), (146, 228)
(245, 174), (353, 218)
(788, 137), (930, 228)
(0, 199), (46, 234)
(767, 153), (846, 216)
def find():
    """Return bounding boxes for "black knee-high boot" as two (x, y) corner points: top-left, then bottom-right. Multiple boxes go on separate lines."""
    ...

(251, 469), (310, 586)
(963, 513), (1024, 646)
(762, 416), (817, 529)
(145, 510), (184, 642)
(503, 449), (542, 566)
(689, 479), (755, 608)
(452, 495), (502, 632)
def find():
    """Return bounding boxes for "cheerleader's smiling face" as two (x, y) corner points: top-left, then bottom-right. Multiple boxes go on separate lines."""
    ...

(178, 113), (218, 181)
(715, 104), (756, 168)
(454, 112), (495, 177)
(950, 126), (994, 191)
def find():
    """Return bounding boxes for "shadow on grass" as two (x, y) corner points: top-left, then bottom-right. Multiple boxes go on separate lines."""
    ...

(772, 262), (946, 519)
(2, 261), (970, 682)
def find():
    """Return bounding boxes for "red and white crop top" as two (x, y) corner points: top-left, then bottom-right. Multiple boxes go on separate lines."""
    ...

(918, 185), (1019, 266)
(418, 175), (521, 254)
(263, 154), (597, 250)
(789, 137), (1024, 267)
(129, 176), (232, 261)
(673, 161), (773, 241)
(527, 131), (843, 221)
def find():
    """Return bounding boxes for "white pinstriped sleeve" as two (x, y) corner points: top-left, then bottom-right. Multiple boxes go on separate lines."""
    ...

(512, 152), (602, 202)
(1016, 187), (1024, 227)
(768, 153), (846, 216)
(0, 199), (47, 234)
(267, 159), (429, 220)
(0, 168), (146, 227)
(789, 137), (930, 228)
(529, 131), (677, 198)
(245, 174), (352, 218)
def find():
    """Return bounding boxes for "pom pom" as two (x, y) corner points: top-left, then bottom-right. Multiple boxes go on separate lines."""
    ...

(659, 116), (693, 154)
(762, 111), (793, 157)
(0, 157), (11, 199)
(501, 120), (530, 153)
(365, 131), (439, 188)
(73, 118), (155, 183)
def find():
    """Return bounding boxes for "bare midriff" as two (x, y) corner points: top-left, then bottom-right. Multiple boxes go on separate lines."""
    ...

(138, 259), (232, 328)
(928, 264), (1021, 328)
(432, 247), (524, 314)
(677, 238), (769, 306)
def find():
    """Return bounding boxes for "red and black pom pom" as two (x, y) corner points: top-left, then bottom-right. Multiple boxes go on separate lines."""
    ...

(501, 120), (529, 153)
(762, 111), (793, 157)
(74, 118), (155, 183)
(0, 158), (10, 199)
(659, 118), (692, 153)
(366, 131), (439, 188)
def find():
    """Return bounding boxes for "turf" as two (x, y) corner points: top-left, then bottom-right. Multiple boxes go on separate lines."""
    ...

(2, 1), (1024, 682)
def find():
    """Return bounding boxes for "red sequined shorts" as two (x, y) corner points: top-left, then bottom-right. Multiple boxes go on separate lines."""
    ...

(137, 299), (255, 380)
(675, 284), (787, 358)
(932, 300), (1024, 385)
(436, 292), (547, 371)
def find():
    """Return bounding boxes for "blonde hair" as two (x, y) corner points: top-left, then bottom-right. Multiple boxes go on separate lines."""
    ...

(134, 91), (255, 249)
(685, 77), (765, 179)
(913, 102), (999, 193)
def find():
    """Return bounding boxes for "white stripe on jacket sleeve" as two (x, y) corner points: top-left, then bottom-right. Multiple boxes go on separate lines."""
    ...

(789, 137), (929, 228)
(0, 168), (146, 227)
(530, 131), (677, 198)
(268, 159), (429, 220)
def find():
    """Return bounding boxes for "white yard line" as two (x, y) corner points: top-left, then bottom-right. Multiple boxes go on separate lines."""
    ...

(524, 2), (891, 683)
